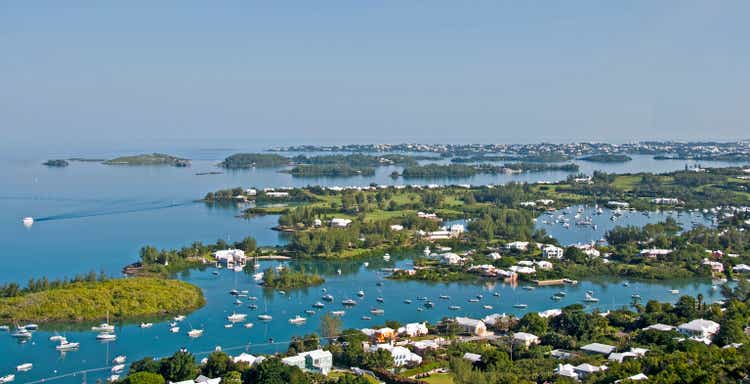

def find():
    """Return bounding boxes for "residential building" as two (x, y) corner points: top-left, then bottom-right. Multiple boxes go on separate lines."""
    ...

(281, 349), (333, 375)
(542, 245), (564, 259)
(330, 218), (352, 228)
(369, 344), (422, 367)
(462, 352), (482, 363)
(398, 322), (428, 337)
(580, 343), (616, 355)
(513, 332), (540, 347)
(213, 249), (246, 267)
(505, 241), (529, 251)
(455, 317), (487, 336)
(678, 319), (720, 343)
(639, 248), (673, 259)
(642, 323), (675, 332)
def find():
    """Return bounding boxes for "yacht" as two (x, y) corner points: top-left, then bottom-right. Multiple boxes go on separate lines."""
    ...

(424, 301), (435, 308)
(0, 325), (8, 331)
(248, 304), (258, 310)
(522, 286), (535, 291)
(187, 329), (204, 338)
(22, 217), (34, 226)
(382, 253), (391, 261)
(92, 323), (115, 332)
(330, 310), (345, 317)
(227, 313), (248, 322)
(492, 292), (500, 297)
(229, 289), (239, 296)
(173, 315), (186, 322)
(224, 324), (233, 329)
(670, 289), (680, 295)
(583, 293), (600, 303)
(56, 340), (80, 351)
(253, 272), (264, 281)
(370, 308), (384, 315)
(49, 335), (66, 342)
(361, 316), (372, 321)
(170, 326), (180, 333)
(482, 305), (493, 310)
(357, 290), (365, 297)
(439, 295), (450, 300)
(140, 322), (153, 328)
(305, 310), (316, 316)
(468, 298), (480, 303)
(112, 356), (127, 364)
(111, 365), (125, 373)
(341, 299), (357, 306)
(257, 314), (273, 321)
(244, 322), (254, 329)
(631, 294), (642, 300)
(108, 375), (120, 383)
(322, 294), (334, 302)
(288, 315), (307, 325)
(312, 302), (325, 308)
(513, 303), (528, 309)
(10, 328), (32, 339)
(376, 297), (384, 303)
(15, 364), (32, 372)
(23, 324), (38, 330)
(403, 299), (412, 304)
(0, 374), (15, 384)
(96, 332), (117, 341)
(449, 305), (461, 310)
(212, 271), (220, 276)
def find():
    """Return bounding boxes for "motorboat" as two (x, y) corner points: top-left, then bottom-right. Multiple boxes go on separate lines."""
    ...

(10, 329), (32, 339)
(403, 299), (412, 304)
(0, 325), (8, 331)
(468, 298), (480, 303)
(15, 364), (32, 372)
(424, 301), (435, 308)
(22, 217), (34, 227)
(312, 302), (325, 308)
(23, 324), (38, 330)
(370, 308), (384, 315)
(92, 323), (115, 332)
(112, 355), (127, 364)
(224, 324), (233, 328)
(187, 329), (204, 338)
(257, 314), (273, 321)
(229, 289), (239, 296)
(140, 322), (153, 328)
(330, 310), (346, 317)
(244, 322), (254, 329)
(227, 313), (248, 322)
(288, 315), (307, 325)
(583, 293), (600, 303)
(439, 295), (450, 300)
(49, 335), (66, 342)
(0, 374), (15, 383)
(56, 340), (80, 351)
(513, 304), (528, 309)
(170, 326), (180, 333)
(493, 292), (500, 297)
(96, 332), (117, 341)
(361, 316), (372, 321)
(111, 365), (125, 374)
(253, 272), (264, 281)
(322, 294), (334, 302)
(670, 289), (680, 294)
(382, 253), (391, 261)
(248, 304), (258, 310)
(483, 305), (493, 310)
(305, 310), (316, 316)
(376, 297), (384, 303)
(108, 375), (120, 383)
(341, 299), (357, 306)
(357, 290), (365, 297)
(449, 305), (461, 310)
(173, 315), (186, 322)
(522, 286), (535, 291)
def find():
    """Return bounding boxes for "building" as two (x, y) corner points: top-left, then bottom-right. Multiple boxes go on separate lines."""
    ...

(440, 252), (465, 265)
(505, 241), (529, 251)
(455, 317), (487, 336)
(615, 373), (648, 383)
(608, 348), (648, 363)
(369, 344), (422, 367)
(449, 224), (465, 236)
(642, 323), (675, 332)
(281, 349), (333, 375)
(607, 201), (629, 208)
(462, 352), (482, 363)
(639, 248), (673, 259)
(580, 343), (616, 355)
(575, 242), (601, 258)
(542, 245), (564, 259)
(573, 363), (608, 379)
(170, 376), (221, 384)
(539, 309), (562, 318)
(265, 191), (289, 198)
(390, 224), (404, 231)
(678, 319), (720, 343)
(213, 249), (246, 267)
(373, 327), (396, 343)
(733, 264), (750, 273)
(232, 353), (265, 366)
(701, 258), (724, 273)
(398, 322), (428, 337)
(652, 198), (681, 205)
(536, 260), (553, 270)
(330, 218), (352, 228)
(513, 332), (540, 347)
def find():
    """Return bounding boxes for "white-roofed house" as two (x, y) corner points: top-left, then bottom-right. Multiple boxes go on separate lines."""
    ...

(330, 218), (353, 228)
(281, 349), (333, 375)
(678, 319), (720, 344)
(505, 241), (529, 251)
(580, 342), (616, 355)
(542, 245), (564, 259)
(369, 343), (423, 367)
(642, 323), (675, 332)
(455, 317), (488, 336)
(462, 352), (482, 363)
(513, 332), (540, 347)
(398, 322), (429, 337)
(213, 249), (246, 267)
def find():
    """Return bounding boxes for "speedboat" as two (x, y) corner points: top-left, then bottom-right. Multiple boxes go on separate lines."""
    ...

(111, 365), (125, 373)
(424, 301), (435, 308)
(376, 297), (384, 303)
(513, 304), (528, 309)
(16, 363), (32, 372)
(313, 302), (325, 308)
(330, 310), (345, 317)
(305, 310), (316, 316)
(322, 294), (334, 302)
(22, 217), (34, 227)
(288, 315), (307, 325)
(11, 328), (32, 339)
(248, 304), (258, 310)
(187, 329), (204, 338)
(361, 316), (372, 321)
(493, 292), (500, 297)
(140, 322), (153, 328)
(170, 326), (180, 333)
(0, 374), (15, 383)
(253, 272), (264, 281)
(670, 289), (680, 294)
(483, 305), (493, 310)
(468, 298), (480, 303)
(583, 293), (600, 303)
(173, 315), (186, 322)
(403, 299), (412, 304)
(370, 308), (384, 315)
(92, 323), (115, 332)
(96, 332), (117, 341)
(112, 355), (127, 364)
(357, 290), (365, 297)
(49, 335), (65, 342)
(108, 375), (120, 383)
(341, 299), (357, 306)
(244, 322), (254, 329)
(382, 253), (391, 261)
(23, 324), (38, 330)
(439, 295), (450, 300)
(56, 340), (80, 351)
(449, 305), (461, 310)
(227, 313), (248, 322)
(224, 324), (233, 328)
(257, 314), (273, 321)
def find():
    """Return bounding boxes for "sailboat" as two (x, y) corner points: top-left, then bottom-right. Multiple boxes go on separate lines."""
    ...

(227, 312), (248, 322)
(92, 312), (115, 332)
(288, 315), (307, 325)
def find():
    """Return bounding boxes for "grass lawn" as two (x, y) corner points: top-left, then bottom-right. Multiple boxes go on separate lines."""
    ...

(423, 373), (454, 384)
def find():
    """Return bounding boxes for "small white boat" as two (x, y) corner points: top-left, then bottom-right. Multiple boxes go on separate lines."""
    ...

(49, 335), (65, 342)
(363, 262), (369, 267)
(224, 324), (233, 328)
(227, 313), (247, 322)
(583, 293), (600, 303)
(16, 364), (32, 372)
(187, 329), (204, 338)
(253, 273), (264, 281)
(288, 315), (307, 325)
(244, 322), (254, 329)
(493, 292), (500, 297)
(439, 295), (450, 300)
(670, 289), (680, 294)
(112, 355), (127, 364)
(313, 302), (325, 308)
(370, 308), (384, 315)
(382, 253), (391, 261)
(233, 265), (244, 272)
(305, 309), (316, 316)
(331, 310), (346, 317)
(108, 375), (120, 382)
(337, 269), (342, 275)
(257, 314), (273, 321)
(361, 316), (372, 320)
(322, 294), (334, 301)
(483, 305), (493, 310)
(403, 299), (412, 304)
(170, 326), (180, 333)
(11, 329), (32, 338)
(357, 290), (365, 297)
(449, 305), (461, 310)
(513, 304), (528, 309)
(111, 364), (125, 373)
(56, 341), (80, 351)
(96, 332), (117, 341)
(22, 217), (34, 226)
(248, 296), (258, 301)
(212, 271), (220, 276)
(140, 322), (153, 328)
(376, 297), (384, 303)
(342, 299), (357, 306)
(522, 286), (535, 291)
(0, 374), (15, 383)
(468, 298), (480, 303)
(173, 315), (186, 322)
(275, 265), (285, 272)
(92, 323), (115, 332)
(0, 325), (9, 331)
(23, 324), (38, 330)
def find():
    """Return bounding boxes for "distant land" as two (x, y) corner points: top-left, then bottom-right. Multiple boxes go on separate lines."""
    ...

(103, 153), (190, 166)
(578, 154), (633, 163)
(42, 159), (69, 167)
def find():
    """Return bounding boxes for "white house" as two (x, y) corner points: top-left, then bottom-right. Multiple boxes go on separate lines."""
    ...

(440, 252), (465, 265)
(536, 260), (553, 270)
(390, 224), (404, 231)
(733, 264), (750, 273)
(580, 343), (616, 355)
(265, 191), (289, 198)
(639, 248), (673, 259)
(455, 317), (487, 336)
(575, 242), (601, 258)
(330, 218), (352, 228)
(615, 373), (648, 383)
(462, 352), (482, 363)
(213, 249), (246, 266)
(607, 201), (630, 208)
(398, 322), (429, 337)
(509, 265), (536, 274)
(555, 363), (608, 381)
(232, 353), (265, 366)
(449, 224), (465, 236)
(701, 258), (724, 273)
(642, 323), (675, 332)
(281, 349), (333, 375)
(487, 252), (502, 260)
(170, 376), (221, 384)
(369, 344), (422, 367)
(678, 319), (720, 343)
(542, 245), (564, 259)
(505, 241), (529, 251)
(608, 348), (648, 363)
(539, 309), (562, 318)
(513, 332), (540, 347)
(652, 198), (681, 205)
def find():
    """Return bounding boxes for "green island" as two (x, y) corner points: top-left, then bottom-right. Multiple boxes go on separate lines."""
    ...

(578, 154), (633, 163)
(42, 159), (69, 167)
(654, 153), (750, 162)
(104, 153), (190, 167)
(261, 267), (325, 289)
(0, 277), (204, 323)
(219, 153), (291, 168)
(394, 163), (579, 178)
(451, 152), (572, 163)
(284, 164), (376, 177)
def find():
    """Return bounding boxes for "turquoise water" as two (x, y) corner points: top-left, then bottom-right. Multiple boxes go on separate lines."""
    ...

(0, 148), (736, 383)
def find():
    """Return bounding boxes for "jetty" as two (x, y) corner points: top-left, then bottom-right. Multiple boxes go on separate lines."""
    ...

(534, 278), (578, 286)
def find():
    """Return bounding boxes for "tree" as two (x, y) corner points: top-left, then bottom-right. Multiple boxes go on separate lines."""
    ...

(319, 313), (342, 342)
(221, 371), (242, 384)
(364, 348), (394, 370)
(251, 358), (288, 384)
(202, 351), (231, 378)
(240, 237), (257, 253)
(130, 357), (161, 374)
(123, 372), (165, 384)
(159, 351), (197, 382)
(518, 313), (547, 335)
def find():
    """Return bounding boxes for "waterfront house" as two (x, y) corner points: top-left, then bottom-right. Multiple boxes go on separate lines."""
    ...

(398, 322), (428, 337)
(580, 342), (616, 355)
(373, 327), (396, 343)
(520, 201), (536, 207)
(701, 258), (724, 273)
(281, 349), (333, 376)
(232, 353), (265, 366)
(642, 323), (676, 332)
(213, 249), (246, 267)
(330, 218), (352, 228)
(455, 317), (487, 336)
(678, 319), (720, 343)
(411, 338), (442, 353)
(542, 245), (564, 259)
(482, 313), (510, 326)
(509, 265), (536, 275)
(575, 242), (601, 258)
(536, 260), (553, 270)
(513, 332), (540, 347)
(440, 252), (466, 265)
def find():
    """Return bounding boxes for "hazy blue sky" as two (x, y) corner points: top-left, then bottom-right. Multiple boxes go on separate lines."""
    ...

(2, 1), (749, 149)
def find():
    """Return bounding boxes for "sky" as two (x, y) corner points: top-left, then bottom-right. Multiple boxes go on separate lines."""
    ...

(2, 1), (749, 150)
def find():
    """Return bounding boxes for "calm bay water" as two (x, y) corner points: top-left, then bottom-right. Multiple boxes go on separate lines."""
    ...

(0, 148), (738, 383)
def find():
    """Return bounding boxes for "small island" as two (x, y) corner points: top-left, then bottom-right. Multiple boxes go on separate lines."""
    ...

(261, 267), (324, 289)
(219, 153), (290, 168)
(43, 159), (69, 167)
(284, 164), (375, 177)
(104, 153), (190, 167)
(578, 153), (633, 163)
(0, 277), (205, 323)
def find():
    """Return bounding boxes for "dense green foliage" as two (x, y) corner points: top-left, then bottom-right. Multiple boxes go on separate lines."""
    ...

(136, 236), (258, 273)
(219, 153), (290, 168)
(104, 153), (189, 166)
(578, 154), (633, 163)
(398, 163), (578, 178)
(0, 278), (204, 323)
(261, 267), (325, 289)
(286, 164), (376, 177)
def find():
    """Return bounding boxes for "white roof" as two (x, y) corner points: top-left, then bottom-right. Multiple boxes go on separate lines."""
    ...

(575, 363), (607, 373)
(513, 332), (539, 341)
(455, 317), (485, 328)
(463, 352), (482, 362)
(678, 318), (720, 333)
(642, 323), (675, 332)
(581, 342), (616, 355)
(539, 309), (562, 318)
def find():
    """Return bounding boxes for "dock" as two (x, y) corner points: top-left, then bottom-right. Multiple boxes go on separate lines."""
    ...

(534, 278), (578, 286)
